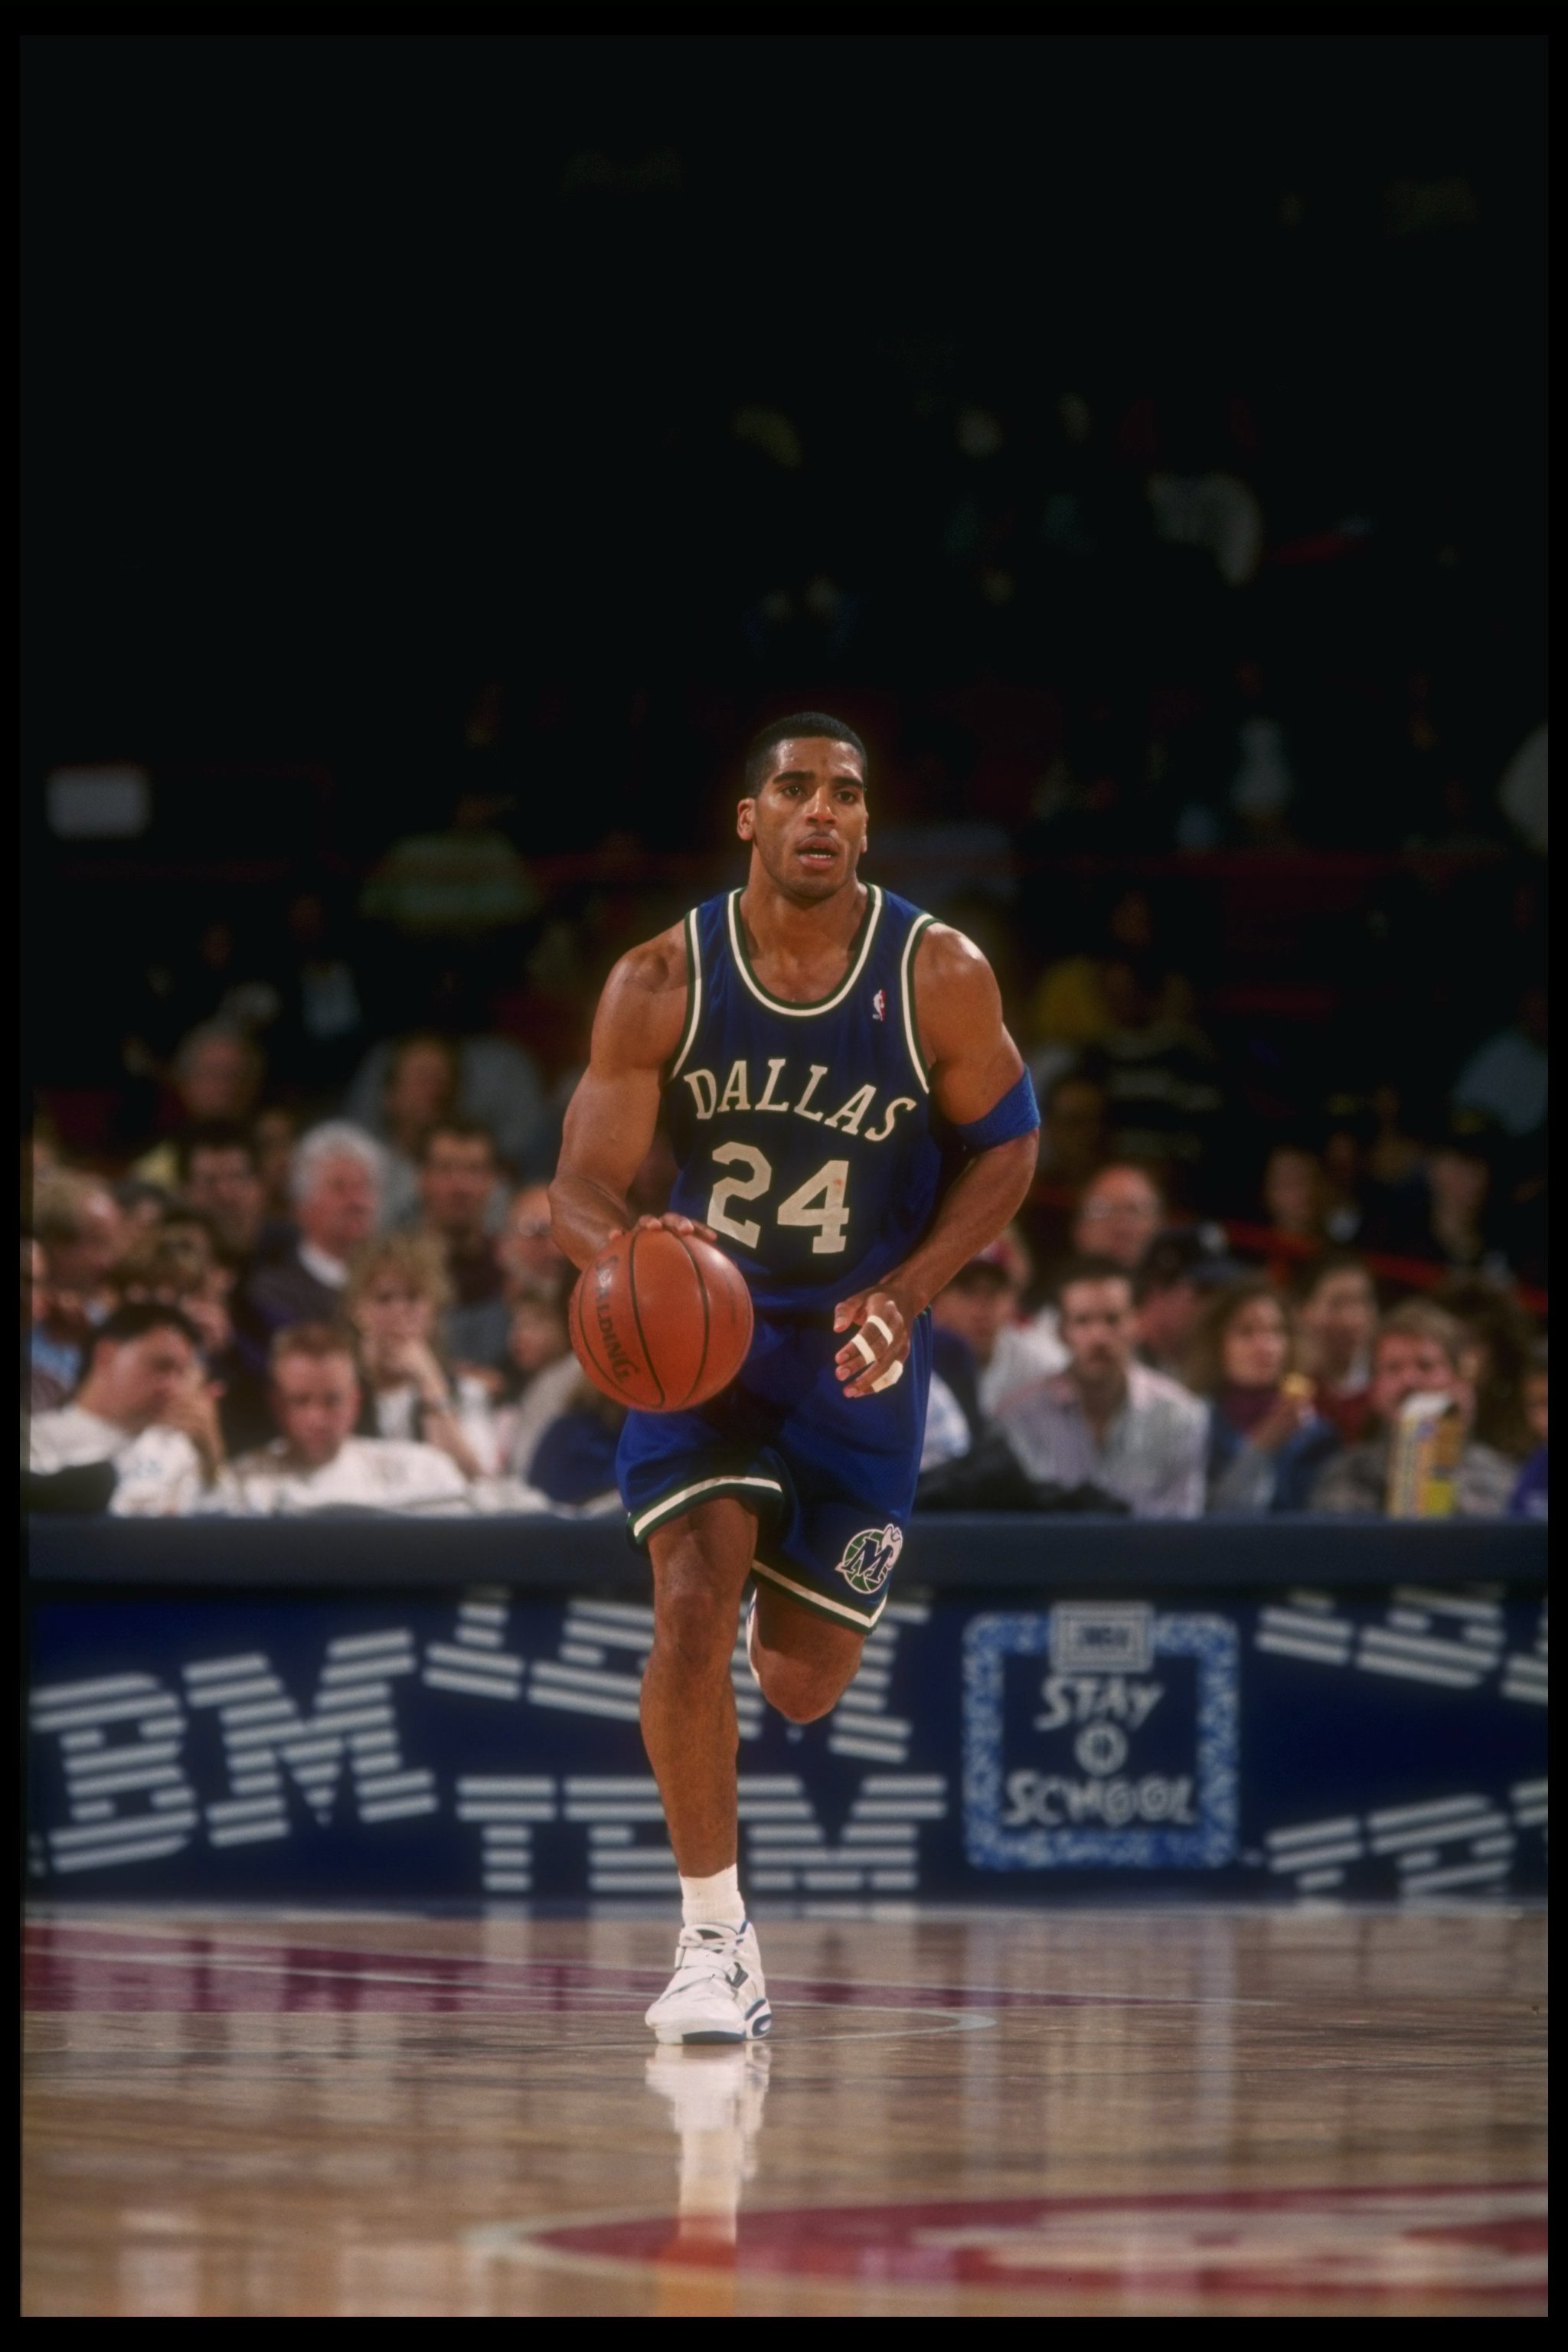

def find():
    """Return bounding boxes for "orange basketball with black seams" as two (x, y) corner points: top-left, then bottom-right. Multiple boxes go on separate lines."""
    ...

(570, 1227), (753, 1412)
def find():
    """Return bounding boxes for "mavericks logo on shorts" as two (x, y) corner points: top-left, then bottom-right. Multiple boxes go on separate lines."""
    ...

(835, 1523), (903, 1596)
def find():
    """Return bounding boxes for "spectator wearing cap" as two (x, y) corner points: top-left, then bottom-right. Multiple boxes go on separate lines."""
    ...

(1135, 1227), (1239, 1382)
(1308, 1301), (1517, 1517)
(932, 1226), (1068, 1429)
(1508, 1343), (1547, 1521)
(405, 1118), (509, 1367)
(26, 1300), (224, 1514)
(29, 1170), (128, 1405)
(1187, 1277), (1337, 1514)
(996, 1256), (1208, 1518)
(244, 1122), (384, 1333)
(1294, 1253), (1378, 1446)
(217, 1323), (536, 1516)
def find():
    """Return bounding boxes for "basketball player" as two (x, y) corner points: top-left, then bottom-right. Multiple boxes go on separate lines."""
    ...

(550, 716), (1039, 2041)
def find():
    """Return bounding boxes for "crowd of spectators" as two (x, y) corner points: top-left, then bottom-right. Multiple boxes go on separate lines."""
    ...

(23, 1055), (1547, 1524)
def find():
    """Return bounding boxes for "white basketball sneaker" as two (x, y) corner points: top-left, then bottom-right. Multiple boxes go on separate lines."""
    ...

(645, 1919), (773, 2045)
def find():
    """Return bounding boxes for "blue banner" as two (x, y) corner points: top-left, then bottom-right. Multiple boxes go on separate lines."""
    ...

(28, 1574), (1547, 1903)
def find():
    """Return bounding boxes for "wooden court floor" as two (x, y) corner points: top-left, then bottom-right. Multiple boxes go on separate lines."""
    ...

(23, 1903), (1545, 2317)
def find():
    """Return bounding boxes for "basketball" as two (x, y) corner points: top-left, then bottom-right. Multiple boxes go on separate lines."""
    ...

(569, 1225), (753, 1412)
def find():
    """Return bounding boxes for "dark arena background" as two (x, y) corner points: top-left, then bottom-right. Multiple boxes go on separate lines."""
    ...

(22, 31), (1545, 2320)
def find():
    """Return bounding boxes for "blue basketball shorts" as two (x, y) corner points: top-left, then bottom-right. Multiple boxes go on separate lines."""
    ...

(616, 1309), (933, 1632)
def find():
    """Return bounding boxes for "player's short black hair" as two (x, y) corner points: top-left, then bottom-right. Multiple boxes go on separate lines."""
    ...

(744, 713), (867, 795)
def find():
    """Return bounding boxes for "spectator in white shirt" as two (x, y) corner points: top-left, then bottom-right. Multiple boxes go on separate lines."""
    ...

(345, 1233), (500, 1478)
(998, 1256), (1208, 1517)
(220, 1321), (479, 1515)
(27, 1300), (224, 1515)
(931, 1227), (1068, 1419)
(245, 1122), (385, 1334)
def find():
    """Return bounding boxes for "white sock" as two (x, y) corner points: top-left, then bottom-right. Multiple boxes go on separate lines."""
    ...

(680, 1865), (745, 1929)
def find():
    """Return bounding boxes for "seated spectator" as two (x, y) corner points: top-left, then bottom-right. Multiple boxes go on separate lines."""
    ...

(1187, 1276), (1337, 1513)
(528, 1377), (625, 1509)
(1022, 1069), (1110, 1272)
(920, 1369), (975, 1472)
(26, 1301), (223, 1515)
(269, 885), (368, 1100)
(1431, 1272), (1539, 1464)
(1096, 955), (1222, 1177)
(1452, 982), (1547, 1145)
(1062, 1160), (1167, 1272)
(345, 1026), (553, 1196)
(497, 1181), (572, 1302)
(494, 1286), (583, 1484)
(1260, 1143), (1331, 1249)
(1135, 1227), (1240, 1380)
(220, 1323), (487, 1515)
(1508, 1342), (1547, 1521)
(1036, 1070), (1109, 1189)
(1294, 1253), (1379, 1445)
(113, 1178), (173, 1240)
(30, 1170), (127, 1404)
(371, 1031), (462, 1229)
(407, 1119), (509, 1365)
(345, 1234), (500, 1478)
(176, 1119), (286, 1271)
(112, 1222), (273, 1455)
(24, 1235), (66, 1413)
(252, 1104), (301, 1223)
(245, 1122), (384, 1333)
(1031, 1159), (1168, 1352)
(1382, 1109), (1511, 1278)
(996, 1257), (1208, 1517)
(932, 1229), (1067, 1422)
(1308, 1301), (1517, 1518)
(130, 1023), (265, 1191)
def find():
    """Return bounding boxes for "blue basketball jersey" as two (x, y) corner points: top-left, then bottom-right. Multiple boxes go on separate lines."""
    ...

(664, 885), (948, 1316)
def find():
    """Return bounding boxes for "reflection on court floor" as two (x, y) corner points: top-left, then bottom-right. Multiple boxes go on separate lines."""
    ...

(23, 1905), (1546, 2316)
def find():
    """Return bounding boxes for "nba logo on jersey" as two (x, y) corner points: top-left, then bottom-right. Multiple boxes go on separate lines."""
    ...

(872, 988), (887, 1021)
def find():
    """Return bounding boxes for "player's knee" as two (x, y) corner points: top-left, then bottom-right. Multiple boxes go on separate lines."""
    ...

(756, 1655), (852, 1725)
(654, 1576), (739, 1681)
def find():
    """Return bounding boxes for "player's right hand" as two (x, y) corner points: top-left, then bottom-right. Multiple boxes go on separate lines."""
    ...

(612, 1213), (720, 1245)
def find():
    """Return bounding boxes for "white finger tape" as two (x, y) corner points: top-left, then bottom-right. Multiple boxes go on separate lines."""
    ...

(851, 1329), (877, 1366)
(863, 1313), (894, 1347)
(871, 1358), (904, 1393)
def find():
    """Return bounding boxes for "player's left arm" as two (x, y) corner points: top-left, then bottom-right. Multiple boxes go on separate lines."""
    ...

(834, 925), (1039, 1399)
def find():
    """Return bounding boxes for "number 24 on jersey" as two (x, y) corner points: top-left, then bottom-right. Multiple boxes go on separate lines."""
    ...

(707, 1145), (851, 1255)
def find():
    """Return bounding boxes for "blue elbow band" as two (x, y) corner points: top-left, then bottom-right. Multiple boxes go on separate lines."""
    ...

(953, 1067), (1040, 1153)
